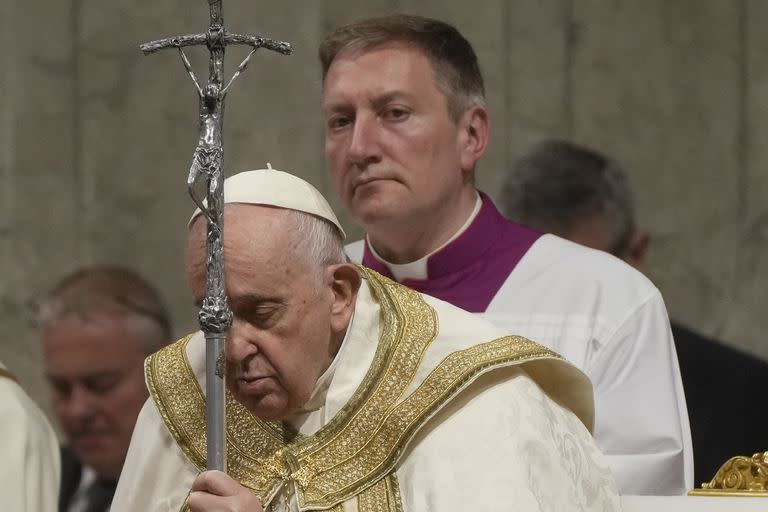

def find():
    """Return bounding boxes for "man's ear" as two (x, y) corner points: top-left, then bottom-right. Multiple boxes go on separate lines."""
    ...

(458, 105), (490, 174)
(626, 230), (650, 273)
(327, 263), (362, 333)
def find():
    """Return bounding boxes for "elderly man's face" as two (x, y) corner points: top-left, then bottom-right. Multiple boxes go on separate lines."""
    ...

(43, 316), (149, 481)
(185, 206), (347, 421)
(322, 43), (473, 227)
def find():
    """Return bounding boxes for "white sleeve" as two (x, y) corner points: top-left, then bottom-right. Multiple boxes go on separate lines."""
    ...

(395, 369), (620, 512)
(0, 380), (60, 512)
(112, 398), (198, 512)
(586, 290), (693, 495)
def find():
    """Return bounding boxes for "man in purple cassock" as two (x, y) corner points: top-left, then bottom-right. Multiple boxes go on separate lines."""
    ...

(319, 13), (693, 495)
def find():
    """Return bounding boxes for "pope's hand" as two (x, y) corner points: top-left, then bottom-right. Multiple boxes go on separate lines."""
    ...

(187, 470), (264, 511)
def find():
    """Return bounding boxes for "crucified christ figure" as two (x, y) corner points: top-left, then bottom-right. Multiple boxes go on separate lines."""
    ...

(179, 46), (259, 223)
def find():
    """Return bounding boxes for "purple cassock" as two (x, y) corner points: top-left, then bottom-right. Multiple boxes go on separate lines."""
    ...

(361, 193), (542, 313)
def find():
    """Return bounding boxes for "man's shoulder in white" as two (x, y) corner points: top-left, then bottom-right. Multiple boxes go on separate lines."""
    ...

(513, 233), (660, 304)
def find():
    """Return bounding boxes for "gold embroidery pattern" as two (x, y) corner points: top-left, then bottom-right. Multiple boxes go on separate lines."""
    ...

(357, 477), (390, 511)
(298, 338), (558, 506)
(223, 397), (296, 494)
(146, 334), (207, 473)
(386, 474), (405, 512)
(357, 474), (403, 512)
(180, 493), (190, 512)
(146, 337), (293, 500)
(292, 271), (438, 505)
(147, 267), (558, 511)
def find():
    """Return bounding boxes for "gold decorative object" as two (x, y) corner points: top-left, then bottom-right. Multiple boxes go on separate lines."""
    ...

(689, 451), (768, 497)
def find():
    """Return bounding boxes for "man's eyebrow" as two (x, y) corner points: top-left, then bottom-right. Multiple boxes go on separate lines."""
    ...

(322, 100), (351, 115)
(46, 370), (120, 382)
(236, 293), (283, 304)
(82, 371), (123, 380)
(194, 294), (283, 310)
(373, 91), (414, 107)
(322, 91), (415, 114)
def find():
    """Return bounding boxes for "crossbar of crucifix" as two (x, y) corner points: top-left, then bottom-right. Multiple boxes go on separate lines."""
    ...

(140, 33), (292, 55)
(140, 0), (291, 473)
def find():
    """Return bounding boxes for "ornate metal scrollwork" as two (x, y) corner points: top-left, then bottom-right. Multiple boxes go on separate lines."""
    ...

(689, 451), (768, 496)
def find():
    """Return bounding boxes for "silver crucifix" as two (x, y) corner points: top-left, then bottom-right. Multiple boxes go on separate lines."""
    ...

(140, 0), (291, 472)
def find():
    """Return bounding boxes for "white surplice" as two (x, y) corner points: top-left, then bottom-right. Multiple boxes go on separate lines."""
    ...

(112, 270), (619, 511)
(0, 361), (60, 512)
(348, 231), (693, 495)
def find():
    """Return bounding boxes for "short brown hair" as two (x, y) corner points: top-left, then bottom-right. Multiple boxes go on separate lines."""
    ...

(502, 140), (637, 258)
(39, 265), (172, 353)
(319, 14), (485, 121)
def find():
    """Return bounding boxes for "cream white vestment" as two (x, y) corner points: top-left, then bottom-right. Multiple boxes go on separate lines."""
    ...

(113, 269), (619, 511)
(348, 227), (694, 495)
(0, 361), (60, 512)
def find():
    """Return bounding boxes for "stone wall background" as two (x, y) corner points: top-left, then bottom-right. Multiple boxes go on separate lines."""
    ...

(2, 0), (766, 418)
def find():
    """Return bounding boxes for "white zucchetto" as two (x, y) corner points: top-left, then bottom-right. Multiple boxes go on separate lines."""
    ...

(188, 167), (346, 239)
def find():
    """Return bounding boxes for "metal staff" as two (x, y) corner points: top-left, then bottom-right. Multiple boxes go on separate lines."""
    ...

(140, 0), (291, 472)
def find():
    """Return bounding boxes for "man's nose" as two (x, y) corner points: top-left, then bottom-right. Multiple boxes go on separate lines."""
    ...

(226, 317), (259, 364)
(60, 385), (96, 422)
(347, 113), (381, 169)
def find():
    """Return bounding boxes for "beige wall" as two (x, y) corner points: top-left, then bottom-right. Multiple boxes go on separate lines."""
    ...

(2, 0), (766, 418)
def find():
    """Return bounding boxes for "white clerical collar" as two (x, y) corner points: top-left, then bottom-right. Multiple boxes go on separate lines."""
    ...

(367, 191), (482, 281)
(69, 466), (98, 512)
(296, 308), (355, 414)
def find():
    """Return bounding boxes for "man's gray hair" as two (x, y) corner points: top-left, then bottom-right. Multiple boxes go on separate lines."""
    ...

(287, 209), (347, 286)
(39, 265), (172, 353)
(501, 139), (636, 258)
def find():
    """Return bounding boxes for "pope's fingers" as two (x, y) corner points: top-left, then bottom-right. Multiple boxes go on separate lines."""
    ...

(191, 470), (242, 496)
(187, 489), (264, 512)
(187, 490), (223, 511)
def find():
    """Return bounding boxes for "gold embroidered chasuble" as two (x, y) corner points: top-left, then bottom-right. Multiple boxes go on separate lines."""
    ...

(145, 268), (592, 512)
